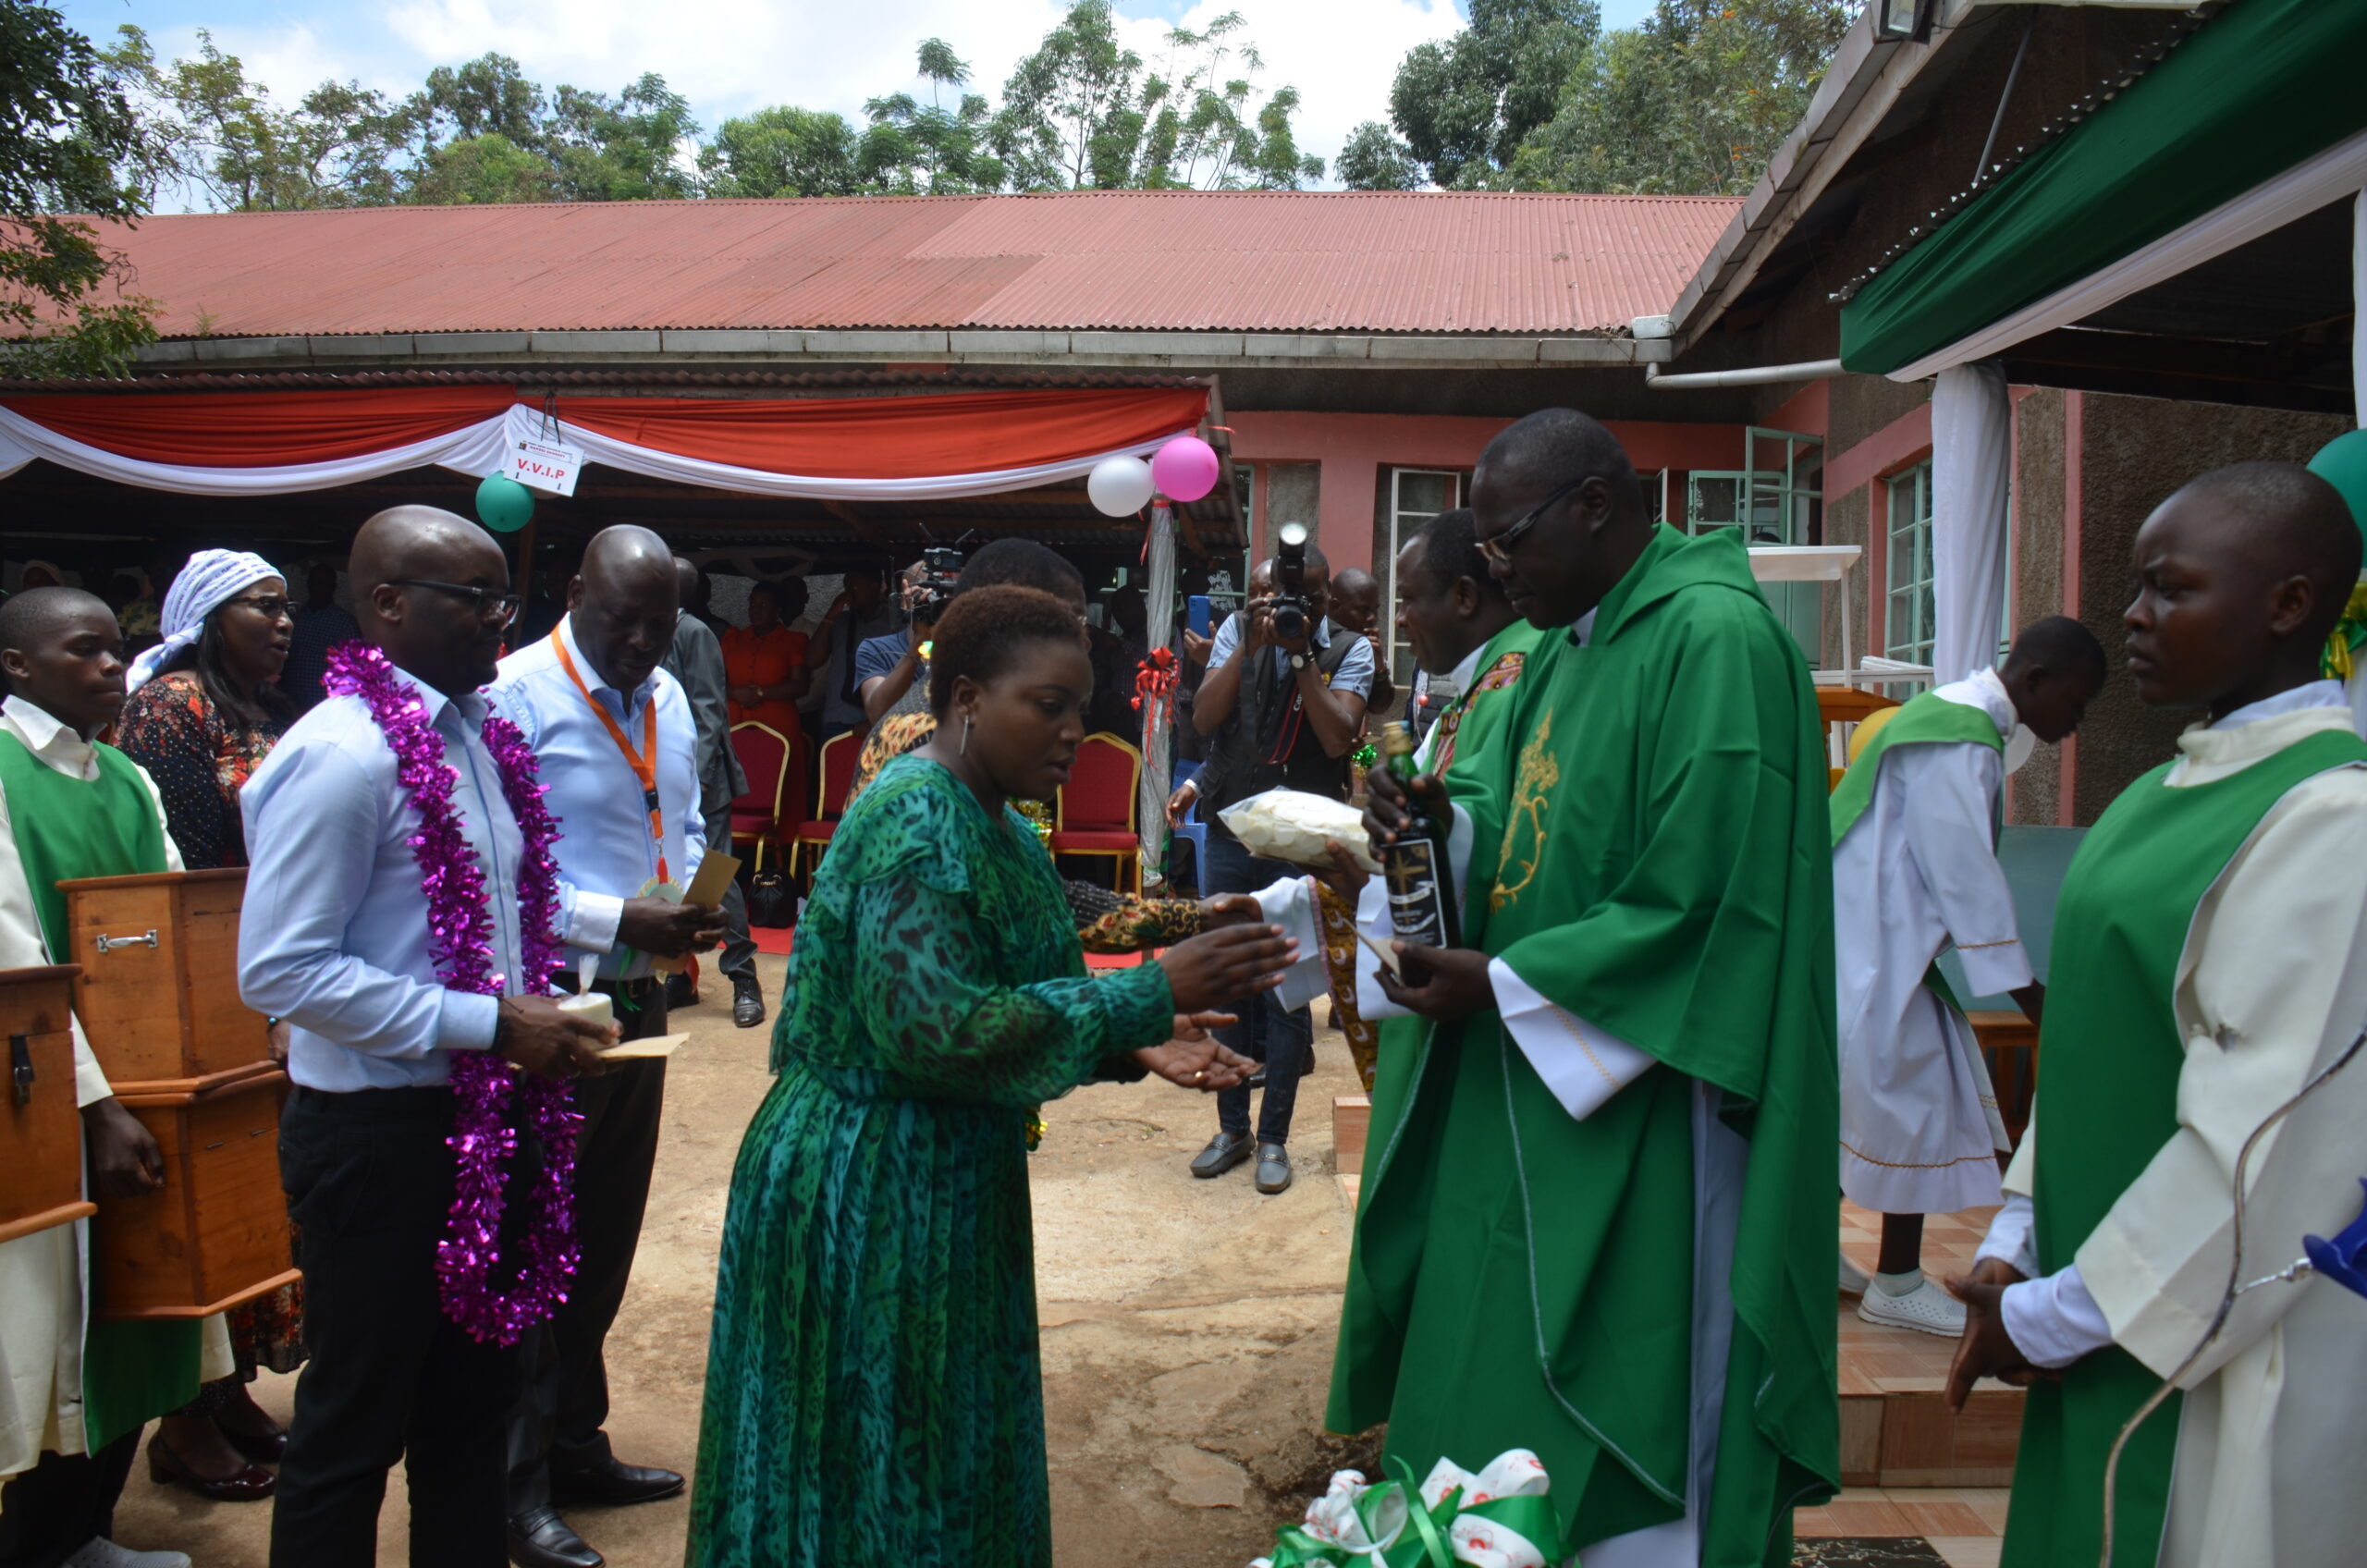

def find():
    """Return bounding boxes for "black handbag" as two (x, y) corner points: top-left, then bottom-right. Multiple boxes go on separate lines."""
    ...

(748, 869), (793, 928)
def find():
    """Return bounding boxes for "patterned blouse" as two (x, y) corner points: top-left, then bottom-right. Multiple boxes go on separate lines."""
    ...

(115, 671), (286, 870)
(845, 709), (1204, 953)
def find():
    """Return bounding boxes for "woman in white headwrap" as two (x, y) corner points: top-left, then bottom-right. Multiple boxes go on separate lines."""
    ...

(114, 548), (304, 1501)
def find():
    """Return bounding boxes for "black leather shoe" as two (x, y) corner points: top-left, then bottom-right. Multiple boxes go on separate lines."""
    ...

(509, 1507), (603, 1568)
(731, 974), (767, 1029)
(1190, 1130), (1253, 1179)
(663, 973), (696, 1011)
(551, 1457), (687, 1507)
(1256, 1143), (1294, 1195)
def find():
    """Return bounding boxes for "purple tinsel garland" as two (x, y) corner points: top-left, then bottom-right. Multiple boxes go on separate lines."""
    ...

(325, 641), (578, 1347)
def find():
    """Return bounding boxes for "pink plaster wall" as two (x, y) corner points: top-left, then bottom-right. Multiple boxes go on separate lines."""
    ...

(1226, 410), (1754, 569)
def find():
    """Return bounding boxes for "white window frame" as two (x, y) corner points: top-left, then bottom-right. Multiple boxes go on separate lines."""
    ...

(1885, 461), (1937, 667)
(1382, 467), (1461, 686)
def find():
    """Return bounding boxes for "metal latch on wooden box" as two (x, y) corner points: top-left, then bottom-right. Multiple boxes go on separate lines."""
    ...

(93, 929), (158, 954)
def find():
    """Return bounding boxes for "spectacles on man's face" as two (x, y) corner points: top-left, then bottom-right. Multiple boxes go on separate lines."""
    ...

(1477, 477), (1589, 565)
(386, 579), (523, 626)
(225, 594), (296, 623)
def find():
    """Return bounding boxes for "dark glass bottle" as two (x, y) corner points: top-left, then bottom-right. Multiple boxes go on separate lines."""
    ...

(1380, 721), (1461, 955)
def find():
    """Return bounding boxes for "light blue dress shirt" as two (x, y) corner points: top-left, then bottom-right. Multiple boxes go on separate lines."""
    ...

(1205, 612), (1377, 700)
(239, 662), (526, 1092)
(491, 616), (705, 980)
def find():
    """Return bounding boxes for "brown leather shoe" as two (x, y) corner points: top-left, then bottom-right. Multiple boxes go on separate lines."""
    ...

(146, 1433), (276, 1501)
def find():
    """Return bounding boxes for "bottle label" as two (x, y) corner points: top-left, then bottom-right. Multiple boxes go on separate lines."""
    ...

(1384, 838), (1455, 949)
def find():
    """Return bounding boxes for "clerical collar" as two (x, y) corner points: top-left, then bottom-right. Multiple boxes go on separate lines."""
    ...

(1568, 607), (1601, 648)
(2209, 679), (2347, 731)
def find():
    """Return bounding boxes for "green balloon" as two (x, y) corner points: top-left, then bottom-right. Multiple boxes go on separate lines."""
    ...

(476, 473), (535, 533)
(2308, 428), (2367, 545)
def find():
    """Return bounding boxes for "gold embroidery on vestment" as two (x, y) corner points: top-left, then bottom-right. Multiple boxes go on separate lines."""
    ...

(1491, 710), (1558, 913)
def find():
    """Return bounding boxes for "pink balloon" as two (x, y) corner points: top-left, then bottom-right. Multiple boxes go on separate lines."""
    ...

(1151, 435), (1221, 503)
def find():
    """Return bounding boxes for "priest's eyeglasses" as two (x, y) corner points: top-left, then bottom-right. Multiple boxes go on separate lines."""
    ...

(387, 579), (523, 626)
(1478, 477), (1588, 564)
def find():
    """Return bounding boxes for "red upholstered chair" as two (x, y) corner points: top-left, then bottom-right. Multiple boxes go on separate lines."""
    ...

(729, 723), (793, 872)
(1051, 732), (1143, 895)
(789, 730), (860, 879)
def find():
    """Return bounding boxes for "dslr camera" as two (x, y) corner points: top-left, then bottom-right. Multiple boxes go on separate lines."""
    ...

(912, 545), (964, 624)
(1270, 521), (1315, 643)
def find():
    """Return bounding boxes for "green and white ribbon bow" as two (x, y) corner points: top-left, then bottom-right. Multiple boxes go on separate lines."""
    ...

(1252, 1451), (1565, 1568)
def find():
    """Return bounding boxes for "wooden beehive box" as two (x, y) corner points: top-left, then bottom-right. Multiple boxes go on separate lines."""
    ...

(60, 868), (267, 1086)
(0, 965), (95, 1245)
(93, 1063), (297, 1318)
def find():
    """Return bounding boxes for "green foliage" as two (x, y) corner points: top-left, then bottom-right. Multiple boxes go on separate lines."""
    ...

(546, 75), (701, 200)
(1511, 0), (1853, 194)
(699, 105), (861, 198)
(1336, 122), (1421, 191)
(992, 1), (1147, 190)
(410, 132), (553, 204)
(858, 50), (1003, 196)
(1, 4), (155, 375)
(1388, 0), (1600, 188)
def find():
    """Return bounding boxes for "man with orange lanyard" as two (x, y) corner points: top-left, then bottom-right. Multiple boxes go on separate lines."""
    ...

(490, 525), (724, 1568)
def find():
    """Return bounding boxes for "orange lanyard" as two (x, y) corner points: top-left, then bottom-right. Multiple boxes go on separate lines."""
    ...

(550, 631), (668, 885)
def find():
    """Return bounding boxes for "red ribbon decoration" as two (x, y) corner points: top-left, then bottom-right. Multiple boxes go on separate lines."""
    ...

(1133, 644), (1180, 734)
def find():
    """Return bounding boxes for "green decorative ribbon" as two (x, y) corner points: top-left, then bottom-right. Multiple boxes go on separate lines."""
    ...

(1257, 1456), (1566, 1567)
(2323, 580), (2367, 680)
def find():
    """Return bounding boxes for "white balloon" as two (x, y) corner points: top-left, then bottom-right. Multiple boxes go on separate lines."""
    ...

(1086, 454), (1157, 517)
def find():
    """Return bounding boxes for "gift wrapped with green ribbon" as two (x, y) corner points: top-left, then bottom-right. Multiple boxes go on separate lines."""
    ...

(1252, 1451), (1565, 1568)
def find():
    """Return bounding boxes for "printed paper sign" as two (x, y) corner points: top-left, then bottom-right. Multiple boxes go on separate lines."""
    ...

(510, 437), (585, 496)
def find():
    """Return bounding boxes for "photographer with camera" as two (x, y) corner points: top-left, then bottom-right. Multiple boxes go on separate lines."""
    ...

(1171, 523), (1374, 1194)
(854, 554), (961, 725)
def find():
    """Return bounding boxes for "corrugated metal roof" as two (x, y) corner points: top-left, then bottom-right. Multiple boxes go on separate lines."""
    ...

(94, 191), (1738, 341)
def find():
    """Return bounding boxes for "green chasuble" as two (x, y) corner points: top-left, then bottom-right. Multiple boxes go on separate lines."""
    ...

(2002, 726), (2367, 1568)
(1329, 524), (1840, 1564)
(0, 730), (201, 1453)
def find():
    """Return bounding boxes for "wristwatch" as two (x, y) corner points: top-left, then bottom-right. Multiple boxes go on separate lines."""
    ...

(1289, 652), (1309, 670)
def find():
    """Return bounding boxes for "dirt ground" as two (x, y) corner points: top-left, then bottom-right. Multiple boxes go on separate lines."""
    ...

(111, 950), (1370, 1567)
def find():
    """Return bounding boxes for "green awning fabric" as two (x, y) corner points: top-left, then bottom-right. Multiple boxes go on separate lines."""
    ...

(1839, 0), (2367, 377)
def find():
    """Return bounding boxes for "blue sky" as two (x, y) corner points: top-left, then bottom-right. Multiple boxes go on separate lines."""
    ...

(61, 0), (1667, 199)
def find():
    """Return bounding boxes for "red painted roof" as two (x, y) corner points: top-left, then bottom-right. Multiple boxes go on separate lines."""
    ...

(99, 191), (1740, 340)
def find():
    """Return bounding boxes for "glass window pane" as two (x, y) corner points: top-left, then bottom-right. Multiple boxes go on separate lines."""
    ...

(1396, 471), (1453, 516)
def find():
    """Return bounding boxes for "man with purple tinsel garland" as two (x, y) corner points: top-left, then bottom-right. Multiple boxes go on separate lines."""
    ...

(239, 507), (618, 1568)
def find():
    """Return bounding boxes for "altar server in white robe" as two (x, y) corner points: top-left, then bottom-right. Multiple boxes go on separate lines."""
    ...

(1830, 617), (2103, 1337)
(1948, 462), (2367, 1568)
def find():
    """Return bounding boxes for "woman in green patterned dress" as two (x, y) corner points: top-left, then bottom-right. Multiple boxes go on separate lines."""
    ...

(687, 586), (1297, 1568)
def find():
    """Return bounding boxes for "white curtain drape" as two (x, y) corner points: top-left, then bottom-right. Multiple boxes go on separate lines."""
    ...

(0, 400), (1194, 502)
(1932, 361), (2014, 684)
(1136, 503), (1177, 889)
(1892, 127), (2367, 382)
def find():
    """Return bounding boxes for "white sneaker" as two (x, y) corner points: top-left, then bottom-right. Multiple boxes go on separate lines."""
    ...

(63, 1538), (193, 1568)
(1856, 1276), (1968, 1338)
(1839, 1251), (1870, 1295)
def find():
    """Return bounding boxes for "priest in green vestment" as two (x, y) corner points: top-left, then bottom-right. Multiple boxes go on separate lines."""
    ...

(1331, 410), (1839, 1566)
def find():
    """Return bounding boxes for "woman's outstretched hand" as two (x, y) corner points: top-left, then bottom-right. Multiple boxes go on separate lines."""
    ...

(1158, 924), (1298, 1013)
(1134, 1013), (1253, 1091)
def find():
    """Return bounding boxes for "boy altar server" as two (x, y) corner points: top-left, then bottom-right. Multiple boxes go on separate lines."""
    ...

(1830, 617), (2103, 1336)
(0, 588), (222, 1568)
(1947, 463), (2367, 1568)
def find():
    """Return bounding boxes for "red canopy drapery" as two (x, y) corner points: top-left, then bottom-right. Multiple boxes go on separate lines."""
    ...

(0, 384), (1208, 486)
(0, 385), (520, 467)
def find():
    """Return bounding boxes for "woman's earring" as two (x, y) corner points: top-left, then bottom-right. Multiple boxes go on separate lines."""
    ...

(961, 714), (974, 755)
